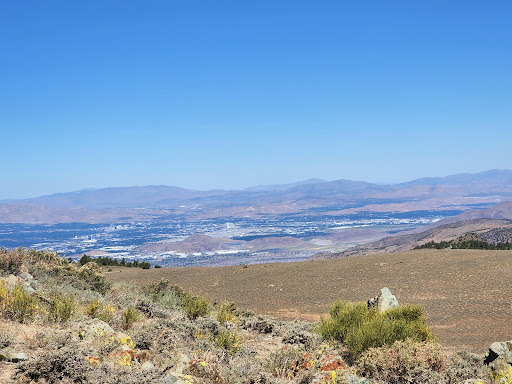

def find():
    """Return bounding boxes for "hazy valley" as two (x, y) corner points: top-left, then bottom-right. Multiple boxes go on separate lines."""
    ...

(2, 169), (512, 267)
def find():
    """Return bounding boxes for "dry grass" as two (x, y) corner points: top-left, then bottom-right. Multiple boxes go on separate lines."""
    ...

(106, 249), (512, 354)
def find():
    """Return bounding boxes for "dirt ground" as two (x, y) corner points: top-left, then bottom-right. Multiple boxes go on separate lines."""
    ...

(106, 249), (512, 354)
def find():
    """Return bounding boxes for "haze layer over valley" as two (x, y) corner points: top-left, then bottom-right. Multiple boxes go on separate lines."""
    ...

(1, 169), (512, 267)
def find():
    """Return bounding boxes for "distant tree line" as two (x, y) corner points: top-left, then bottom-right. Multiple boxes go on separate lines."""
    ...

(79, 254), (161, 269)
(414, 239), (512, 250)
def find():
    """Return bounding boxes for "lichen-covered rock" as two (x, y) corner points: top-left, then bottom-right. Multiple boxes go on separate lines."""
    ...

(367, 287), (399, 312)
(78, 318), (114, 339)
(111, 331), (135, 348)
(164, 372), (194, 384)
(483, 341), (512, 383)
(484, 341), (512, 365)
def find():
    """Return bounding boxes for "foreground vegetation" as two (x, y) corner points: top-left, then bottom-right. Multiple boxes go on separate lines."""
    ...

(0, 248), (500, 383)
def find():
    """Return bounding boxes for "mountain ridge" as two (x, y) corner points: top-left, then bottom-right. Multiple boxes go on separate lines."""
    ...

(3, 169), (512, 210)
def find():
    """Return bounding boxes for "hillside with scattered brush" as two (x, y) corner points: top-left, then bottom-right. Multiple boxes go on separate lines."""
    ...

(319, 218), (512, 258)
(2, 248), (509, 383)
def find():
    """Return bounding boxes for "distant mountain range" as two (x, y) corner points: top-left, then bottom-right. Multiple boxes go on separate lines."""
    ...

(2, 169), (512, 224)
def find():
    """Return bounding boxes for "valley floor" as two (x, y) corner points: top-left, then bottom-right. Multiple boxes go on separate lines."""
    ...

(107, 249), (512, 354)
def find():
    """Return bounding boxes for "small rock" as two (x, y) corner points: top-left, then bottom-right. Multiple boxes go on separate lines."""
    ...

(6, 350), (27, 362)
(1, 275), (22, 290)
(141, 361), (155, 371)
(173, 353), (190, 375)
(367, 287), (399, 312)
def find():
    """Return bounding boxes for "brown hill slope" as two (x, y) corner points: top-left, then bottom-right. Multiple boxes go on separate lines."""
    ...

(323, 218), (512, 258)
(107, 248), (512, 353)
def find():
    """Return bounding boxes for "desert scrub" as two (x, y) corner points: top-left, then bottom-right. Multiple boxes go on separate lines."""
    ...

(317, 300), (434, 359)
(28, 250), (111, 294)
(121, 305), (139, 330)
(0, 281), (40, 322)
(17, 346), (92, 383)
(143, 279), (186, 311)
(214, 328), (242, 354)
(266, 347), (302, 378)
(440, 351), (491, 383)
(180, 292), (211, 320)
(48, 294), (76, 323)
(0, 247), (26, 275)
(357, 339), (448, 383)
(188, 359), (226, 383)
(217, 301), (239, 325)
(0, 330), (14, 348)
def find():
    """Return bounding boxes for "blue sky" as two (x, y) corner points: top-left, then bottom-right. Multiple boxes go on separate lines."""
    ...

(1, 1), (511, 199)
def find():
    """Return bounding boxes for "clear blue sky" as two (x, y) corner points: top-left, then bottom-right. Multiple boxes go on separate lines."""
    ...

(1, 1), (511, 199)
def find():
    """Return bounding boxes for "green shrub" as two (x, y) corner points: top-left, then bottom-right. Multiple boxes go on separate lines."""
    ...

(317, 300), (434, 359)
(121, 306), (139, 330)
(357, 339), (448, 383)
(0, 281), (40, 322)
(214, 329), (242, 354)
(49, 294), (76, 323)
(180, 293), (210, 320)
(144, 279), (184, 299)
(217, 301), (238, 325)
(85, 299), (101, 318)
(77, 262), (112, 294)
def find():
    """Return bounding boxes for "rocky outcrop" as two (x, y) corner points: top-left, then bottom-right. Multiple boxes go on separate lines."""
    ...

(484, 340), (512, 366)
(367, 287), (399, 312)
(0, 268), (38, 295)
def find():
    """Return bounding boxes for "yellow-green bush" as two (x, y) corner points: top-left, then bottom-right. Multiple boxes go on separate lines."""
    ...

(317, 300), (434, 359)
(49, 294), (76, 323)
(214, 329), (242, 354)
(85, 299), (101, 318)
(217, 301), (238, 325)
(180, 292), (210, 320)
(121, 306), (139, 330)
(0, 281), (40, 322)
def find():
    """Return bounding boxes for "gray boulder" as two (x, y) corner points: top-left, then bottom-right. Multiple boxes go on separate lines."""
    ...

(367, 287), (399, 312)
(484, 340), (512, 365)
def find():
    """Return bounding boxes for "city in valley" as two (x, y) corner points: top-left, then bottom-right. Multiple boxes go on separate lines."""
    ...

(0, 211), (451, 267)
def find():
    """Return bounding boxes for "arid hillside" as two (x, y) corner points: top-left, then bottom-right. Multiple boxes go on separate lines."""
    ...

(323, 218), (512, 258)
(107, 248), (512, 354)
